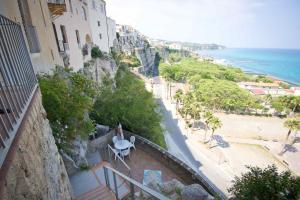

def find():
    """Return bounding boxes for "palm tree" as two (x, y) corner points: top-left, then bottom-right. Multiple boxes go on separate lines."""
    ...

(174, 89), (183, 113)
(203, 111), (213, 142)
(264, 94), (272, 105)
(283, 117), (300, 142)
(209, 116), (222, 145)
(190, 101), (202, 133)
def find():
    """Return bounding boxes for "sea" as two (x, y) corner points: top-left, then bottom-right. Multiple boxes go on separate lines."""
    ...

(197, 48), (300, 85)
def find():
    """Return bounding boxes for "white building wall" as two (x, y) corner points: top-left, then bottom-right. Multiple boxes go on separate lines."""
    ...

(87, 0), (109, 53)
(107, 17), (116, 49)
(0, 0), (63, 74)
(53, 0), (92, 71)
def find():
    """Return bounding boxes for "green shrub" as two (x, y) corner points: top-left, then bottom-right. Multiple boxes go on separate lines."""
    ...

(228, 165), (300, 200)
(91, 46), (103, 59)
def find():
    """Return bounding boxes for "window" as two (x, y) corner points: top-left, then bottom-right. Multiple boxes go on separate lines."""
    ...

(69, 0), (73, 13)
(92, 0), (96, 10)
(75, 30), (80, 45)
(98, 21), (100, 27)
(99, 34), (102, 39)
(82, 6), (87, 21)
(100, 4), (104, 13)
(60, 25), (68, 43)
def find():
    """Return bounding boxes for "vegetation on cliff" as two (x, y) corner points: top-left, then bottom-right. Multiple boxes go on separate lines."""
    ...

(90, 58), (166, 147)
(39, 66), (97, 149)
(160, 57), (261, 113)
(160, 57), (249, 82)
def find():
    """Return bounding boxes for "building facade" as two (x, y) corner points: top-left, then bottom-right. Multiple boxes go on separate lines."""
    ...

(52, 0), (92, 71)
(87, 0), (110, 53)
(107, 17), (116, 49)
(0, 0), (63, 74)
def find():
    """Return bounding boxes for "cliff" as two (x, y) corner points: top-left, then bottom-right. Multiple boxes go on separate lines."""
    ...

(1, 90), (72, 200)
(82, 56), (118, 85)
(135, 47), (156, 75)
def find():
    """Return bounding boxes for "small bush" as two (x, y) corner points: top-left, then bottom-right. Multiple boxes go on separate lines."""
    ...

(79, 163), (90, 171)
(91, 46), (103, 59)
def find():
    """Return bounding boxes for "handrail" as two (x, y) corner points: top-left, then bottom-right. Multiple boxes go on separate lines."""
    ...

(107, 144), (131, 172)
(104, 166), (170, 200)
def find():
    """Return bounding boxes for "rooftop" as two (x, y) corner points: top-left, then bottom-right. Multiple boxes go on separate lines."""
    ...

(239, 81), (280, 88)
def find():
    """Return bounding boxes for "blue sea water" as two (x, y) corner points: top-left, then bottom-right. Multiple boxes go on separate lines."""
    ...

(197, 48), (300, 85)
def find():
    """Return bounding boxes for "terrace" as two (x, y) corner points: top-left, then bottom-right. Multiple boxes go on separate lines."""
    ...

(69, 130), (223, 200)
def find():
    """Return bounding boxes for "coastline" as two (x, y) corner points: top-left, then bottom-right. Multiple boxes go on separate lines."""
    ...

(195, 52), (299, 86)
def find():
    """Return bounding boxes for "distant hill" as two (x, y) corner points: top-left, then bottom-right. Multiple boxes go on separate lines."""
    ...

(149, 38), (226, 51)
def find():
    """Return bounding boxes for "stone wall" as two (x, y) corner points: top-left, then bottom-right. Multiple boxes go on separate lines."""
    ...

(1, 89), (72, 200)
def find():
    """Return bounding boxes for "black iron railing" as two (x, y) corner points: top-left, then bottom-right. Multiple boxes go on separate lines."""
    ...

(0, 15), (38, 167)
(47, 0), (66, 4)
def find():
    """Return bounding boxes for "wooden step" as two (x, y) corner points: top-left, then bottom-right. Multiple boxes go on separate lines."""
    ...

(76, 186), (116, 200)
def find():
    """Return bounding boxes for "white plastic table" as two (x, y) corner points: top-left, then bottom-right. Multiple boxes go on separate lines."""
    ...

(114, 139), (131, 150)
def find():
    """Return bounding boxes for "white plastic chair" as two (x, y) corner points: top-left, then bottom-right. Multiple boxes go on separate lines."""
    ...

(130, 136), (136, 150)
(111, 148), (120, 160)
(121, 148), (130, 159)
(112, 136), (118, 144)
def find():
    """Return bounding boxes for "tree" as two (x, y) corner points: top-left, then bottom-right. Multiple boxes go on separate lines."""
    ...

(203, 111), (213, 142)
(39, 66), (96, 150)
(283, 116), (300, 142)
(190, 101), (202, 132)
(174, 89), (183, 113)
(228, 165), (300, 200)
(208, 116), (222, 145)
(90, 63), (166, 147)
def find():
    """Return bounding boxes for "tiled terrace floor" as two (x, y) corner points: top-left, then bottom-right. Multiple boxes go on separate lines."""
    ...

(110, 146), (184, 184)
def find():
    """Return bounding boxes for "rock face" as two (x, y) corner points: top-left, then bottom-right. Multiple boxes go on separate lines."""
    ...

(135, 179), (214, 200)
(82, 57), (117, 85)
(135, 47), (156, 75)
(1, 91), (72, 200)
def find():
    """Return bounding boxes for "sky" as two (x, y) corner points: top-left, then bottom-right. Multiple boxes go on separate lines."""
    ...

(105, 0), (300, 49)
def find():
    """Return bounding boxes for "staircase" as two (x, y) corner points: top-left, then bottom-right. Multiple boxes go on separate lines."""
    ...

(76, 185), (116, 200)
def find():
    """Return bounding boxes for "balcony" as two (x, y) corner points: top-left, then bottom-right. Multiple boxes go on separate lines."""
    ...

(47, 0), (67, 18)
(0, 15), (38, 168)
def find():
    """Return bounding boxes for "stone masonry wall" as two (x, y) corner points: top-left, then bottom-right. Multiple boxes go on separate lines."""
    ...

(1, 90), (72, 200)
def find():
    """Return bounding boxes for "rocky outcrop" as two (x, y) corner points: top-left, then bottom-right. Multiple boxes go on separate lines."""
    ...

(135, 47), (156, 75)
(1, 90), (72, 200)
(135, 179), (214, 200)
(82, 57), (117, 85)
(181, 184), (214, 200)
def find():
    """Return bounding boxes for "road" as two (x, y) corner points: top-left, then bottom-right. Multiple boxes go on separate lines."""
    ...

(150, 75), (232, 197)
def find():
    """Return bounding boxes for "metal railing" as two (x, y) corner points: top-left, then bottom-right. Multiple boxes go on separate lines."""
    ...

(107, 144), (131, 176)
(124, 131), (227, 199)
(47, 0), (66, 4)
(24, 25), (41, 53)
(0, 15), (38, 167)
(103, 166), (170, 200)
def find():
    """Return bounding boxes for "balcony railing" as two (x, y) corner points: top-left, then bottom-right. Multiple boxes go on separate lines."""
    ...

(47, 0), (67, 17)
(24, 25), (41, 53)
(103, 166), (170, 200)
(0, 15), (38, 168)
